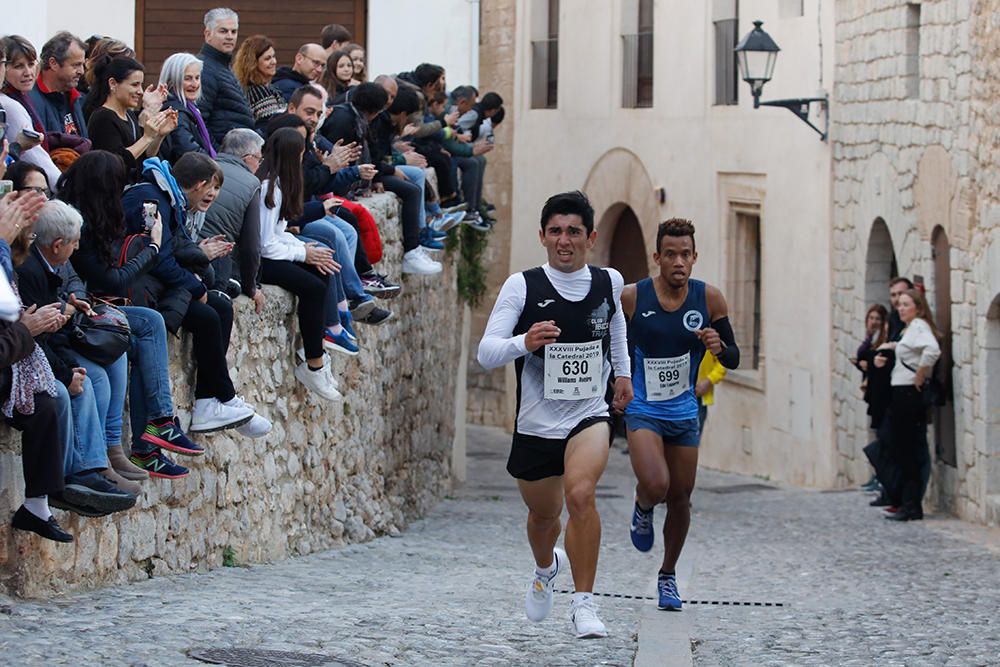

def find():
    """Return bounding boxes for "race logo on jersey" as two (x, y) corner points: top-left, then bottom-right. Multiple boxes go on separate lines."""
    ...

(641, 310), (655, 318)
(682, 310), (703, 332)
(588, 299), (611, 338)
(537, 299), (555, 308)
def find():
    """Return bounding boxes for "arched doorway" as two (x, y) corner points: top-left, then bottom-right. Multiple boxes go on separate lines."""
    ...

(932, 227), (956, 466)
(985, 295), (1000, 523)
(607, 206), (649, 284)
(864, 218), (898, 308)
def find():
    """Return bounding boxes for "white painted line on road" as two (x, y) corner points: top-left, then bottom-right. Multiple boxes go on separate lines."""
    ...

(634, 558), (694, 666)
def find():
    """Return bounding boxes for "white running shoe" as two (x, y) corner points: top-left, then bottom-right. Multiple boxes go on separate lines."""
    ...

(525, 547), (566, 622)
(223, 396), (273, 438)
(294, 362), (342, 401)
(189, 398), (255, 433)
(570, 596), (608, 639)
(402, 247), (443, 275)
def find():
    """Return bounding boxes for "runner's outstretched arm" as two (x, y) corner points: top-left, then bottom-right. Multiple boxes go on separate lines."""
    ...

(477, 274), (529, 369)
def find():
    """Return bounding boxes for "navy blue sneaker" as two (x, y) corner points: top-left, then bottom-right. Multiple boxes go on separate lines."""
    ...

(130, 449), (190, 479)
(657, 573), (682, 611)
(419, 228), (445, 251)
(630, 502), (654, 552)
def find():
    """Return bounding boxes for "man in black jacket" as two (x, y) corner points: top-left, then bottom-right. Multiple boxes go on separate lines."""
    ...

(272, 44), (327, 102)
(198, 8), (254, 147)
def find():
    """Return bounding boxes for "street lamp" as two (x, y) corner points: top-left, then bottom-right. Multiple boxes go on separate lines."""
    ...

(735, 20), (829, 141)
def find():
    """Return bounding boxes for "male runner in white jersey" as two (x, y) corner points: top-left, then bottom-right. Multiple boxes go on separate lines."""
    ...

(621, 218), (739, 611)
(478, 191), (633, 639)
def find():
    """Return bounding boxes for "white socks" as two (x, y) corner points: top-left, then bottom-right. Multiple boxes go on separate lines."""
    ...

(23, 496), (51, 520)
(572, 592), (593, 606)
(535, 557), (558, 579)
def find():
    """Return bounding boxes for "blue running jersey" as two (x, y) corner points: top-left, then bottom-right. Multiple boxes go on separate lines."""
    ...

(625, 278), (709, 421)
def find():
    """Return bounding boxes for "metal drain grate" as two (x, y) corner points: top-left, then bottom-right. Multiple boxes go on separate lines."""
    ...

(554, 589), (784, 607)
(702, 483), (777, 494)
(188, 648), (364, 667)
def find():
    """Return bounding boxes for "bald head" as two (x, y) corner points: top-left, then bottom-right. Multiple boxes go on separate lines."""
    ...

(374, 74), (398, 108)
(294, 43), (327, 81)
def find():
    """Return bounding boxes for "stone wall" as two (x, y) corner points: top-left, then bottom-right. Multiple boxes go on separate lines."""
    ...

(832, 0), (999, 523)
(0, 194), (464, 597)
(466, 0), (516, 429)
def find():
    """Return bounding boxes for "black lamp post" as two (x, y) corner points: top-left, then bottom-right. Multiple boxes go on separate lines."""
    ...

(735, 20), (829, 141)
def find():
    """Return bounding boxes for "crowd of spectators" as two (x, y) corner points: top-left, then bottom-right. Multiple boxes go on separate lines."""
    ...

(0, 9), (504, 542)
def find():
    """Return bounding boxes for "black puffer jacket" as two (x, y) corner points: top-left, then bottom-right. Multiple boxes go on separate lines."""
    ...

(197, 44), (254, 147)
(158, 93), (213, 164)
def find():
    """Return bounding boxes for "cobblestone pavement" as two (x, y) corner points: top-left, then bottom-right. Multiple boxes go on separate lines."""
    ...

(2, 425), (999, 666)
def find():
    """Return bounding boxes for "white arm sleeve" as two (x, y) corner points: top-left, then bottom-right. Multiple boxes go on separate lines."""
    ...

(477, 273), (529, 370)
(608, 269), (632, 378)
(258, 185), (307, 262)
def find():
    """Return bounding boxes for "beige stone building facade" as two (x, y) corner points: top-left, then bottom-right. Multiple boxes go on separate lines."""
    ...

(471, 0), (1000, 524)
(832, 0), (1000, 525)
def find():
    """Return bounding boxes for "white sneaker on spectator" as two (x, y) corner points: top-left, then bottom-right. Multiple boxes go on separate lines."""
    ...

(294, 362), (342, 401)
(294, 350), (339, 388)
(190, 398), (254, 433)
(402, 247), (442, 275)
(223, 396), (273, 438)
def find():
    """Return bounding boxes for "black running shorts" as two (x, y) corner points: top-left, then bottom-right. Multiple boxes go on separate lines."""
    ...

(507, 416), (613, 481)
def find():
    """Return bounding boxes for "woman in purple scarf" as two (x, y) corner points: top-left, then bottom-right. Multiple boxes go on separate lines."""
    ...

(158, 53), (217, 164)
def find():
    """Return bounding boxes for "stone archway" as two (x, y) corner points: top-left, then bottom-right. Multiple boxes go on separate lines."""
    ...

(984, 295), (1000, 524)
(605, 205), (649, 284)
(582, 148), (660, 272)
(932, 226), (956, 466)
(864, 218), (898, 308)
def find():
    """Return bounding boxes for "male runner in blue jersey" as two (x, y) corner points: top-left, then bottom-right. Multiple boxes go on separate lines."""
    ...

(621, 218), (740, 611)
(478, 191), (633, 638)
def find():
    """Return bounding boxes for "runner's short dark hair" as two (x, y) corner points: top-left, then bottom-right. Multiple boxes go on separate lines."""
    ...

(656, 218), (696, 254)
(539, 191), (594, 234)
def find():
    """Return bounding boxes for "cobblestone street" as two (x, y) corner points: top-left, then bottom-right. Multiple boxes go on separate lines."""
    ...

(2, 424), (999, 666)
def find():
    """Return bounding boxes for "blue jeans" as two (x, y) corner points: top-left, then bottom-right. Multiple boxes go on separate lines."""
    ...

(55, 379), (110, 476)
(319, 216), (370, 302)
(300, 216), (372, 309)
(397, 165), (427, 229)
(121, 306), (175, 453)
(68, 350), (127, 447)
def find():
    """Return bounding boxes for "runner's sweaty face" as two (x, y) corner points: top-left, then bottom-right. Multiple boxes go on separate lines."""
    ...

(655, 235), (697, 288)
(540, 214), (596, 273)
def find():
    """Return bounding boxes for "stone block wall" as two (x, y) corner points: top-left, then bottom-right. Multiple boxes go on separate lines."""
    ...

(832, 0), (1000, 523)
(0, 194), (463, 597)
(467, 0), (516, 429)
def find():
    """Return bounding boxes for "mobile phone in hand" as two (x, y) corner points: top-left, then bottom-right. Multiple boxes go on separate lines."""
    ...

(142, 200), (159, 232)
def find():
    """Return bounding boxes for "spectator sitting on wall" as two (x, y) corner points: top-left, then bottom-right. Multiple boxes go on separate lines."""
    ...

(28, 31), (91, 148)
(233, 35), (287, 132)
(85, 56), (177, 181)
(197, 7), (255, 147)
(272, 43), (327, 102)
(284, 86), (400, 303)
(122, 153), (260, 437)
(0, 36), (62, 190)
(321, 24), (353, 57)
(14, 197), (139, 514)
(322, 81), (441, 276)
(61, 150), (206, 479)
(158, 52), (216, 163)
(446, 86), (495, 230)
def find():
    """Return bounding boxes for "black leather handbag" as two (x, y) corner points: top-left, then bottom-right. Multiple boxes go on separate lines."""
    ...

(68, 301), (131, 366)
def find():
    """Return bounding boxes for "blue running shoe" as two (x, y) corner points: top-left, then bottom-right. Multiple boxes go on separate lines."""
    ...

(657, 573), (682, 611)
(630, 502), (655, 552)
(338, 309), (358, 342)
(324, 328), (360, 356)
(419, 228), (445, 250)
(429, 227), (448, 239)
